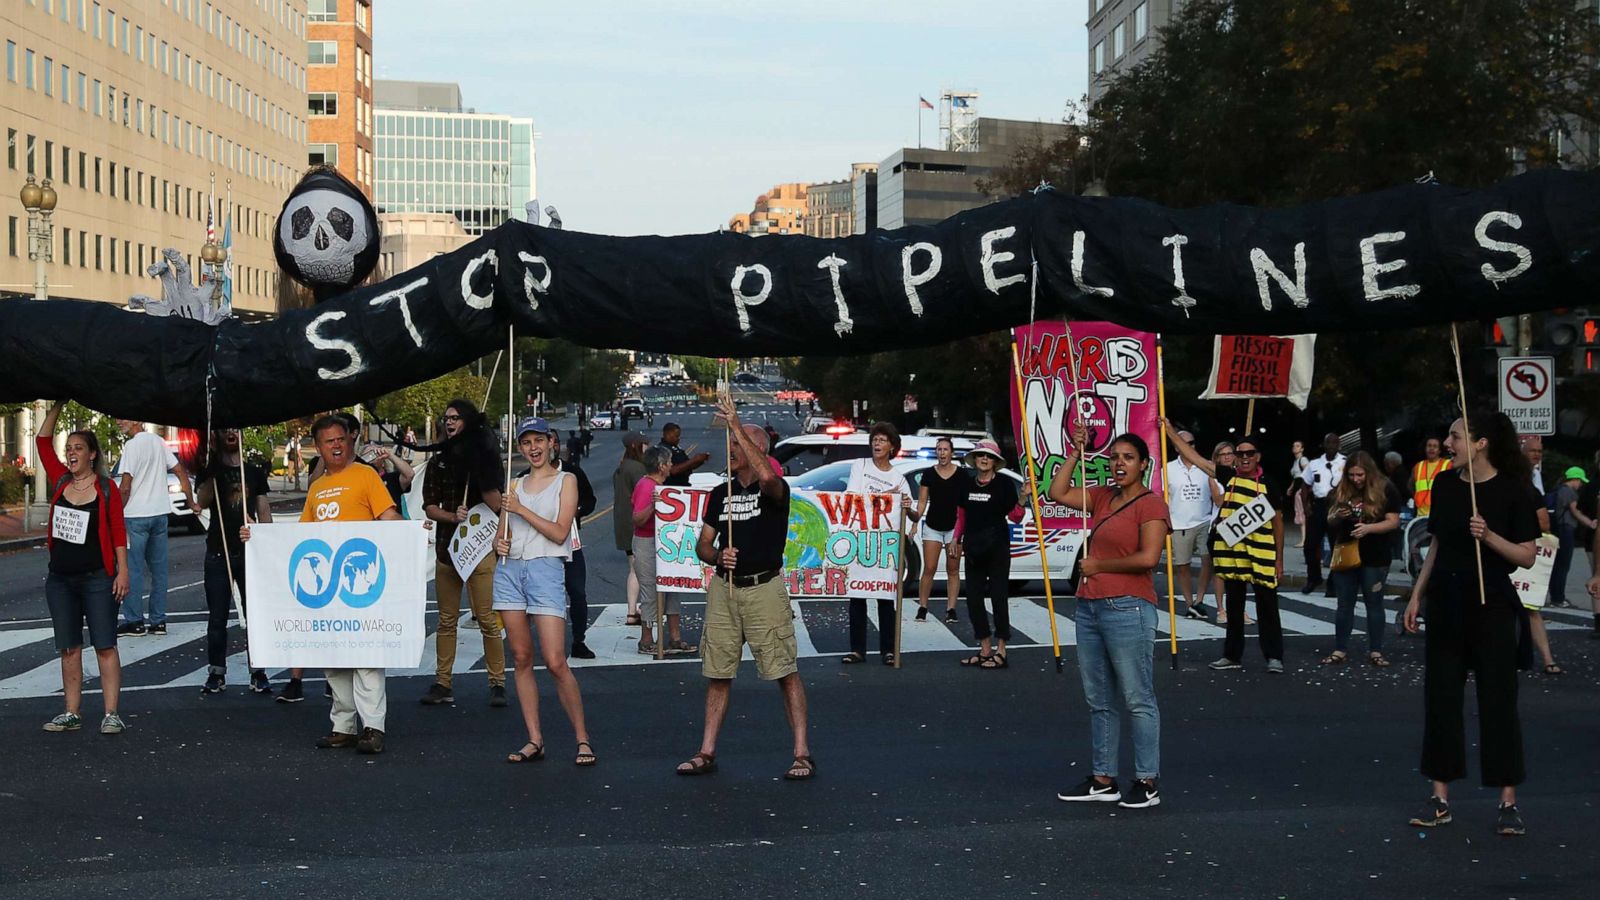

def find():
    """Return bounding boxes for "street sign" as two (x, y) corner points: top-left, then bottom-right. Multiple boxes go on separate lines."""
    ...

(1498, 355), (1555, 435)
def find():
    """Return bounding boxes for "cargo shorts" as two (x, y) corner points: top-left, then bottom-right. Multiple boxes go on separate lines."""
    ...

(702, 575), (798, 681)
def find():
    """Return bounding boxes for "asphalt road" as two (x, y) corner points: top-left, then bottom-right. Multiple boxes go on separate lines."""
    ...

(2, 397), (1597, 896)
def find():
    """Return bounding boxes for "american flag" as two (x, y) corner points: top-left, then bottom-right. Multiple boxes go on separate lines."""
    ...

(205, 201), (214, 245)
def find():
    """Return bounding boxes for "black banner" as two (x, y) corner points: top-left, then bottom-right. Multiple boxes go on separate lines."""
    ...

(2, 169), (1597, 427)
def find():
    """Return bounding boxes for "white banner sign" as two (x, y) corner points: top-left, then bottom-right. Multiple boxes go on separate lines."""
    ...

(1216, 495), (1275, 547)
(245, 521), (428, 668)
(1511, 532), (1560, 610)
(447, 503), (499, 580)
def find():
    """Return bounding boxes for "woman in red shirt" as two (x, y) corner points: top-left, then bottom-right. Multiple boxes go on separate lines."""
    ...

(1047, 426), (1170, 810)
(36, 400), (130, 735)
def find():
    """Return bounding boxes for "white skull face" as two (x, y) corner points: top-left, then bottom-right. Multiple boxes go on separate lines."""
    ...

(279, 188), (371, 285)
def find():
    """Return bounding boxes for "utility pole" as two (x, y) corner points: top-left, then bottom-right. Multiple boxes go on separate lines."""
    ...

(1517, 313), (1533, 355)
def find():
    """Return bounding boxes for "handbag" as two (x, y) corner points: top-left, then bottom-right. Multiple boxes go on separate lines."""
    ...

(1329, 540), (1362, 572)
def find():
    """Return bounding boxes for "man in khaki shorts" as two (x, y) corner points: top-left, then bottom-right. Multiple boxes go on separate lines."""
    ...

(675, 395), (813, 781)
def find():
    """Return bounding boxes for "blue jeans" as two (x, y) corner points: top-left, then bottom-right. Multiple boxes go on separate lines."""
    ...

(1074, 596), (1160, 781)
(1331, 566), (1387, 654)
(123, 515), (169, 626)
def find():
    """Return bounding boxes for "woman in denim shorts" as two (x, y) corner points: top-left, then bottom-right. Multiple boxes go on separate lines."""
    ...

(36, 400), (131, 736)
(495, 417), (595, 767)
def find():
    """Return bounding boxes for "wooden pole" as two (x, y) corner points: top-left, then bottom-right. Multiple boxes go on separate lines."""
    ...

(1156, 340), (1179, 669)
(893, 504), (907, 669)
(1448, 324), (1488, 605)
(1008, 332), (1063, 672)
(497, 329), (515, 564)
(1244, 398), (1256, 437)
(655, 590), (665, 661)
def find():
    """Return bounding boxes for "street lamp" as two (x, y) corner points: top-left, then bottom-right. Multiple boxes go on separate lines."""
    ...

(19, 174), (58, 301)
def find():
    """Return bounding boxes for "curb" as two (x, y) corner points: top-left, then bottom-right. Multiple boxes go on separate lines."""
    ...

(0, 535), (46, 552)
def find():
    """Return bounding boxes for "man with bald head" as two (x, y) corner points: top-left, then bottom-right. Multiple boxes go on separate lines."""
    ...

(676, 395), (813, 781)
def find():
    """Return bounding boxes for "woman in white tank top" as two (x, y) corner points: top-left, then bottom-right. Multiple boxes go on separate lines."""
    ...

(494, 418), (594, 767)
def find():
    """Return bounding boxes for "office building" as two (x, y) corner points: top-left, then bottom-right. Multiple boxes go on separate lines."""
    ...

(306, 0), (374, 196)
(875, 117), (1076, 229)
(802, 163), (877, 238)
(373, 80), (535, 235)
(1087, 1), (1169, 105)
(851, 163), (878, 235)
(726, 182), (807, 235)
(377, 211), (471, 278)
(3, 0), (309, 467)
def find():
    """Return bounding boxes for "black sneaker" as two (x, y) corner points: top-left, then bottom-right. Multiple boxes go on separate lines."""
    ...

(1057, 776), (1121, 803)
(249, 671), (272, 694)
(116, 622), (146, 637)
(1495, 803), (1526, 836)
(420, 683), (454, 706)
(200, 672), (225, 694)
(1184, 603), (1207, 620)
(488, 685), (508, 707)
(1548, 598), (1571, 609)
(944, 609), (958, 625)
(914, 606), (929, 622)
(570, 641), (596, 660)
(275, 679), (305, 703)
(1118, 779), (1161, 809)
(1303, 580), (1323, 595)
(147, 622), (167, 636)
(1408, 796), (1452, 828)
(356, 727), (385, 755)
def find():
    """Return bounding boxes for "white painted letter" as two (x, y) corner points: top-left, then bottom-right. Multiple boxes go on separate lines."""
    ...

(1474, 211), (1533, 285)
(1360, 232), (1420, 302)
(461, 249), (498, 310)
(518, 252), (552, 308)
(979, 227), (1026, 294)
(817, 254), (856, 336)
(1250, 243), (1309, 311)
(1162, 234), (1197, 312)
(901, 242), (941, 316)
(1071, 231), (1114, 298)
(306, 310), (363, 380)
(730, 264), (772, 333)
(367, 277), (430, 348)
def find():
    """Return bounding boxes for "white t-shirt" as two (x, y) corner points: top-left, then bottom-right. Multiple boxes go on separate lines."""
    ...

(115, 431), (178, 518)
(846, 459), (915, 529)
(1302, 453), (1346, 499)
(1165, 458), (1214, 530)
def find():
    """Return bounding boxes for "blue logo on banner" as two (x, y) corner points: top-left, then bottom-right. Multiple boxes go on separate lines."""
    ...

(288, 538), (387, 609)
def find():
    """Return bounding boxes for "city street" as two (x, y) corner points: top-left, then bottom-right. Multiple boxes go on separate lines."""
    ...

(1, 400), (1598, 897)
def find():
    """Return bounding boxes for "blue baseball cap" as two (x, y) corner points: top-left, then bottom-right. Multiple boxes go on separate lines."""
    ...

(517, 416), (551, 438)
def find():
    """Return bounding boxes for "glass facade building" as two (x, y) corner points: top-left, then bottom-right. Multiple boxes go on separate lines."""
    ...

(373, 108), (535, 235)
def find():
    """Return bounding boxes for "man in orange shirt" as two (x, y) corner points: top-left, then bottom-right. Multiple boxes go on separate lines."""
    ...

(1410, 437), (1451, 517)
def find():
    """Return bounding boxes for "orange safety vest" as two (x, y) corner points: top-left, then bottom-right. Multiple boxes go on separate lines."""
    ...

(1411, 458), (1451, 516)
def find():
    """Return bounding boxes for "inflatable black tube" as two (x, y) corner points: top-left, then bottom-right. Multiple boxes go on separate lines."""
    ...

(2, 169), (1596, 427)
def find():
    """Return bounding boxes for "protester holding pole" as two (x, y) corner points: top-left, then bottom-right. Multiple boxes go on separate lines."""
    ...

(493, 417), (594, 767)
(195, 428), (273, 696)
(842, 422), (919, 666)
(1162, 420), (1286, 672)
(1049, 425), (1170, 809)
(1402, 409), (1539, 836)
(677, 396), (812, 781)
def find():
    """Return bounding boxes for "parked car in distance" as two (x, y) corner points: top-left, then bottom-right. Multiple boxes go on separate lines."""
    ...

(620, 397), (646, 418)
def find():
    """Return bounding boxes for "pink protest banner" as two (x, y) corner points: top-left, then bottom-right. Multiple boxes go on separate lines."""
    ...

(1009, 322), (1164, 529)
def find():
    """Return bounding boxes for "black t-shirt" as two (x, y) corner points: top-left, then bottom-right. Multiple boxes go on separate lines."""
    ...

(921, 465), (971, 532)
(1328, 481), (1403, 568)
(49, 494), (104, 575)
(1427, 470), (1541, 580)
(662, 441), (691, 488)
(205, 462), (270, 557)
(959, 474), (1020, 537)
(705, 476), (790, 576)
(423, 441), (502, 563)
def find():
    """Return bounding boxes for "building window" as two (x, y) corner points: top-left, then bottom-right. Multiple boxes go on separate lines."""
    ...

(25, 49), (35, 89)
(309, 92), (338, 117)
(7, 217), (15, 258)
(1113, 21), (1126, 59)
(1092, 40), (1106, 74)
(357, 0), (369, 30)
(1134, 2), (1149, 41)
(308, 0), (336, 22)
(62, 227), (71, 265)
(308, 143), (339, 167)
(5, 41), (14, 83)
(308, 41), (338, 65)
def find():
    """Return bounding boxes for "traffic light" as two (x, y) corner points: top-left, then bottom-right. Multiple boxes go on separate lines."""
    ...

(1484, 319), (1510, 348)
(1576, 314), (1600, 375)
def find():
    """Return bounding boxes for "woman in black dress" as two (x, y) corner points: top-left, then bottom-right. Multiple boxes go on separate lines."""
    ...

(1403, 410), (1539, 836)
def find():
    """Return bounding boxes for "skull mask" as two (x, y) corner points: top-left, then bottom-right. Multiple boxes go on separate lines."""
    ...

(278, 188), (371, 286)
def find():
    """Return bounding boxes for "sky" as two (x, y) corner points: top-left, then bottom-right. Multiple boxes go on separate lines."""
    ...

(377, 0), (1089, 236)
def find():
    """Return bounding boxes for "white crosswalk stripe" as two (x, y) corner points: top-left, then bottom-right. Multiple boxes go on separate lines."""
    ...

(0, 588), (1422, 700)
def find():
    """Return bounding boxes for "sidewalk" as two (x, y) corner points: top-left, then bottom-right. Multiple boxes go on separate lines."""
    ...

(0, 504), (46, 552)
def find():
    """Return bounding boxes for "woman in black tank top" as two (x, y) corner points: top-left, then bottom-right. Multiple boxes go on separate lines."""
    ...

(914, 438), (970, 624)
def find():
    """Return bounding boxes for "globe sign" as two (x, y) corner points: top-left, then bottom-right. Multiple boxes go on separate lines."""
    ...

(287, 538), (388, 609)
(784, 496), (830, 570)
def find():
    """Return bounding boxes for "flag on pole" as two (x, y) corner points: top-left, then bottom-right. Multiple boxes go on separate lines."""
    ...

(951, 96), (970, 108)
(919, 96), (934, 110)
(220, 211), (234, 316)
(205, 202), (215, 245)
